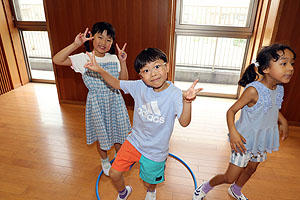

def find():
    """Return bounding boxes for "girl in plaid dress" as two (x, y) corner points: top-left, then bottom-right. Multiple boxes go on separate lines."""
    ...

(52, 22), (131, 176)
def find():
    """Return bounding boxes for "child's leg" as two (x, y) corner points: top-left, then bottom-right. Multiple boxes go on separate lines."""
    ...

(139, 155), (165, 200)
(209, 163), (243, 186)
(110, 168), (132, 200)
(97, 141), (111, 176)
(193, 151), (251, 200)
(209, 151), (252, 187)
(226, 162), (260, 198)
(193, 163), (243, 200)
(111, 140), (140, 199)
(110, 168), (126, 191)
(235, 161), (260, 187)
(114, 143), (122, 153)
(96, 141), (108, 159)
(143, 181), (157, 192)
(228, 153), (265, 199)
(144, 181), (157, 200)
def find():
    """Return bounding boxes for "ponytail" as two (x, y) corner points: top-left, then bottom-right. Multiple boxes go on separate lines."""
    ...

(238, 43), (297, 87)
(238, 64), (258, 87)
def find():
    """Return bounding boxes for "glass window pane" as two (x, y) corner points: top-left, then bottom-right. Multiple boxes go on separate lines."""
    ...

(175, 35), (247, 95)
(181, 0), (251, 27)
(23, 31), (54, 81)
(12, 0), (45, 21)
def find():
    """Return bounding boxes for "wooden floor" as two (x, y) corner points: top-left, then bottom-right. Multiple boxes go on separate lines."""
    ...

(0, 83), (300, 200)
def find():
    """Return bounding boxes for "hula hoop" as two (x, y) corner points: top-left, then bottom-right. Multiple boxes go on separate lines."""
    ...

(96, 153), (197, 200)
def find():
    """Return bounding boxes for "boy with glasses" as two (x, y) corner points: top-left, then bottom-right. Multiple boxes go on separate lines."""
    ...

(85, 48), (202, 200)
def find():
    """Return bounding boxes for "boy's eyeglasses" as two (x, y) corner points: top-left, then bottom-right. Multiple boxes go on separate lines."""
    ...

(139, 63), (166, 76)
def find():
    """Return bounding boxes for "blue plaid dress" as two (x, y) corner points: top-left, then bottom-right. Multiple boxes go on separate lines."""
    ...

(82, 61), (131, 150)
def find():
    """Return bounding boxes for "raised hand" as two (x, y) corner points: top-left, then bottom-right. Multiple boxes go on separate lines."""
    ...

(183, 79), (203, 103)
(74, 28), (94, 47)
(229, 131), (247, 154)
(116, 43), (127, 61)
(84, 51), (102, 73)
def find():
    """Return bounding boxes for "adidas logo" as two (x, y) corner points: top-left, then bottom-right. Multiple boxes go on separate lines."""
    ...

(137, 101), (165, 123)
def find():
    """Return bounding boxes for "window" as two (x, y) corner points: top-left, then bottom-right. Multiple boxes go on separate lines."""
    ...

(12, 0), (45, 21)
(174, 0), (258, 97)
(10, 0), (54, 82)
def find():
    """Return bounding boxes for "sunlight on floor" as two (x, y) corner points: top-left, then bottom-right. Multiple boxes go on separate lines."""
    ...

(31, 70), (55, 81)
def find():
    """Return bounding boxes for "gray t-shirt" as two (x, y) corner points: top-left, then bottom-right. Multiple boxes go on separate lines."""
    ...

(120, 80), (183, 162)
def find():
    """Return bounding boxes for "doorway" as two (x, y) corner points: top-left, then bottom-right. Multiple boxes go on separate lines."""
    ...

(10, 0), (54, 83)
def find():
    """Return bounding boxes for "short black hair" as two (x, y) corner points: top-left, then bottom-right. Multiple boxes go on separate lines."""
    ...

(84, 22), (116, 54)
(91, 22), (115, 41)
(134, 48), (168, 73)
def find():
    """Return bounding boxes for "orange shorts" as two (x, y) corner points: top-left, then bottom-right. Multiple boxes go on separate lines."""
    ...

(112, 140), (141, 172)
(112, 140), (166, 184)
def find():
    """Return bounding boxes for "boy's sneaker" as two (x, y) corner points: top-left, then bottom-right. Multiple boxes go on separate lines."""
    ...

(101, 160), (111, 176)
(145, 189), (156, 200)
(193, 183), (207, 200)
(228, 184), (248, 200)
(116, 186), (132, 200)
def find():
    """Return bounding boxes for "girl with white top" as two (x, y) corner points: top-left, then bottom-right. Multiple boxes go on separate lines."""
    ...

(52, 22), (131, 176)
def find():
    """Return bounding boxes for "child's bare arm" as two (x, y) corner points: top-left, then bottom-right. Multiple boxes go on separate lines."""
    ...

(278, 111), (288, 140)
(178, 80), (202, 127)
(52, 43), (79, 66)
(227, 86), (257, 153)
(84, 51), (121, 89)
(52, 28), (93, 66)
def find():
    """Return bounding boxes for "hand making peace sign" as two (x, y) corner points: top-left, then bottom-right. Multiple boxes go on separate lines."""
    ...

(116, 43), (127, 61)
(183, 79), (203, 103)
(84, 51), (102, 73)
(74, 28), (94, 47)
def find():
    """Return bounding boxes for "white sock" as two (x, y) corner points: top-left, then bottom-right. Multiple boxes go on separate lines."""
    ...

(101, 157), (111, 169)
(101, 157), (109, 162)
(101, 157), (111, 176)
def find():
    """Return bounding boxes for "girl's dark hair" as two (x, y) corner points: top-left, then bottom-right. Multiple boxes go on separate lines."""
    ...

(84, 22), (116, 54)
(134, 48), (168, 73)
(238, 43), (296, 87)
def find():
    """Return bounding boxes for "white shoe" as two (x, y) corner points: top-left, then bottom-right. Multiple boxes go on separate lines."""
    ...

(145, 190), (156, 200)
(228, 184), (248, 200)
(116, 186), (132, 200)
(193, 182), (207, 200)
(101, 160), (111, 176)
